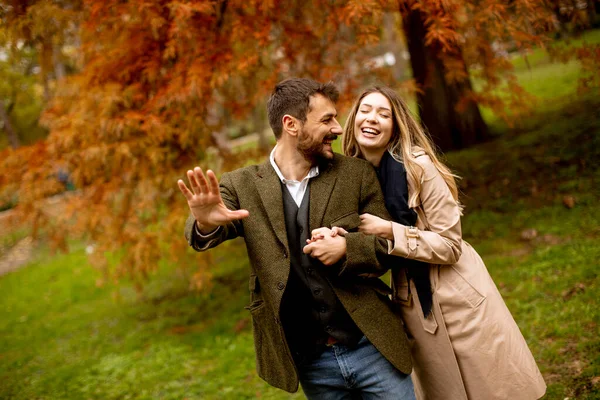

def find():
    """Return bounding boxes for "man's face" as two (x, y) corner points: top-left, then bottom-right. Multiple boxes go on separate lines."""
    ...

(297, 94), (343, 164)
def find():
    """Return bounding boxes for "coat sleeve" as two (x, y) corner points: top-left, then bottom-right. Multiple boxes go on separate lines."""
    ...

(184, 172), (244, 251)
(388, 155), (462, 265)
(339, 163), (396, 278)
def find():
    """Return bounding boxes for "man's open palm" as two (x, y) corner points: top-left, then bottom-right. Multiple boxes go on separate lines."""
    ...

(177, 167), (249, 233)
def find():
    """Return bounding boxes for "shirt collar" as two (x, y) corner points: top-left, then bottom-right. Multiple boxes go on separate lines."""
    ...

(269, 145), (319, 183)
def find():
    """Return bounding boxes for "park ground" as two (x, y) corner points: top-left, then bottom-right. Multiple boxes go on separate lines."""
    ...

(1, 31), (599, 399)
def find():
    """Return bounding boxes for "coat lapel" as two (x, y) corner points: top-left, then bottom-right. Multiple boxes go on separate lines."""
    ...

(255, 162), (289, 250)
(309, 162), (337, 230)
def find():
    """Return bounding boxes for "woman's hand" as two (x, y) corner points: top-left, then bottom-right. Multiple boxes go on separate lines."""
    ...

(358, 213), (394, 240)
(307, 227), (349, 243)
(330, 226), (348, 237)
(307, 227), (334, 243)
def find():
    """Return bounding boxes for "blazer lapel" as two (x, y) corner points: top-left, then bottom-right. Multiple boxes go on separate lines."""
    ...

(309, 162), (337, 230)
(256, 162), (289, 250)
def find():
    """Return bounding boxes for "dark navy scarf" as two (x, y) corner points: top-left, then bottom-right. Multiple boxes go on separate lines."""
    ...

(376, 151), (433, 317)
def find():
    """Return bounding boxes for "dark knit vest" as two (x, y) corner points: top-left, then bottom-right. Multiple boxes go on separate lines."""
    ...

(279, 183), (362, 365)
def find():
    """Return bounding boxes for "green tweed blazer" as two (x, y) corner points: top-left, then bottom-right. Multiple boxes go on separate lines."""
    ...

(184, 153), (412, 393)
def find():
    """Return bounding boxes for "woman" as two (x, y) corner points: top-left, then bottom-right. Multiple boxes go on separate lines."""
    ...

(331, 87), (546, 399)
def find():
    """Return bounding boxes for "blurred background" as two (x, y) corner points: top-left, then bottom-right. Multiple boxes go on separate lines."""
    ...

(0, 1), (599, 399)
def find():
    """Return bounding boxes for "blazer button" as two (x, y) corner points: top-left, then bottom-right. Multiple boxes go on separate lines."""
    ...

(283, 251), (288, 258)
(277, 282), (285, 290)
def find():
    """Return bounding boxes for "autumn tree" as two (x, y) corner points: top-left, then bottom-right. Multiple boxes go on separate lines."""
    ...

(1, 1), (81, 97)
(399, 2), (488, 150)
(391, 1), (563, 150)
(0, 41), (45, 149)
(1, 0), (391, 290)
(0, 1), (81, 149)
(1, 0), (597, 291)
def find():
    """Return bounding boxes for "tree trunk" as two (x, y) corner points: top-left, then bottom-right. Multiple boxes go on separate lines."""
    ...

(587, 0), (598, 27)
(552, 1), (571, 36)
(0, 99), (20, 149)
(401, 8), (488, 152)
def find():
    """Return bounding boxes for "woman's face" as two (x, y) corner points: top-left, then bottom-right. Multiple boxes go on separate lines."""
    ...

(353, 92), (394, 154)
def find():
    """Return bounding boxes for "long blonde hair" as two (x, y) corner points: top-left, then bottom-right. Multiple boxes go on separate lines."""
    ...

(342, 86), (462, 211)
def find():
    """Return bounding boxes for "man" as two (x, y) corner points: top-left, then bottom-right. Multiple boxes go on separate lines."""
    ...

(178, 78), (415, 399)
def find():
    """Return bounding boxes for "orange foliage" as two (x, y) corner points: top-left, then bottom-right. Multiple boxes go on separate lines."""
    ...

(1, 0), (598, 291)
(1, 0), (391, 290)
(399, 0), (557, 121)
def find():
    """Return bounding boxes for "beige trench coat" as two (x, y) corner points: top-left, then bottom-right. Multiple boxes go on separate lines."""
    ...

(388, 149), (546, 400)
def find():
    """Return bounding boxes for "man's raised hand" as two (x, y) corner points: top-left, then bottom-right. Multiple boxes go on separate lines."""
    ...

(177, 167), (249, 234)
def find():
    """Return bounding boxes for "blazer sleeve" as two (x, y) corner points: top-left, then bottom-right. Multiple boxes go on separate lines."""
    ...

(184, 172), (244, 251)
(339, 163), (395, 278)
(388, 155), (462, 265)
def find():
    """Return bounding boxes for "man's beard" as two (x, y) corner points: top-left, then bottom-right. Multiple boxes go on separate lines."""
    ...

(297, 128), (337, 164)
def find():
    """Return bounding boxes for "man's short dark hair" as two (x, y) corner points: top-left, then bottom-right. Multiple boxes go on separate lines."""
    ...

(267, 78), (339, 139)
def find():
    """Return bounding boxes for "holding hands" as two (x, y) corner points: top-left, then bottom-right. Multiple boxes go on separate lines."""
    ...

(309, 213), (393, 242)
(303, 227), (347, 266)
(177, 167), (249, 234)
(304, 213), (394, 265)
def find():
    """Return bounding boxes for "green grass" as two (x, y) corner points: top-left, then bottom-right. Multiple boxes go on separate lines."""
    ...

(2, 31), (600, 399)
(0, 240), (302, 399)
(449, 92), (600, 399)
(511, 29), (600, 71)
(476, 28), (600, 134)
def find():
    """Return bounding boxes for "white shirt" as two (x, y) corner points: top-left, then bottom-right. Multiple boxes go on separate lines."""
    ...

(195, 146), (319, 236)
(269, 145), (319, 207)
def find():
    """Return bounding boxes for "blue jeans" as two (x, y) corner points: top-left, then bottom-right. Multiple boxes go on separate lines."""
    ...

(298, 336), (416, 400)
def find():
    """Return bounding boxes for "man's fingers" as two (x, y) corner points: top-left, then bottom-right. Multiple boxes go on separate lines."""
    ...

(177, 179), (193, 200)
(311, 227), (331, 238)
(303, 243), (324, 259)
(306, 234), (325, 244)
(303, 242), (314, 255)
(206, 170), (220, 196)
(194, 167), (210, 194)
(309, 233), (325, 242)
(186, 170), (201, 194)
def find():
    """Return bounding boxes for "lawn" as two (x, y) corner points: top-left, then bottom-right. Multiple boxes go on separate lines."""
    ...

(1, 32), (599, 399)
(0, 240), (297, 399)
